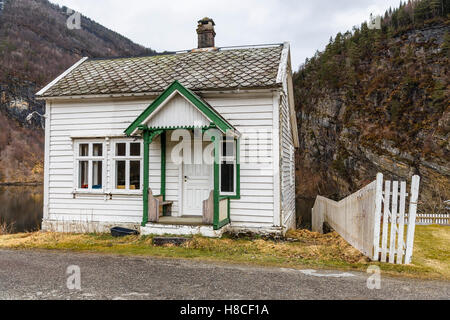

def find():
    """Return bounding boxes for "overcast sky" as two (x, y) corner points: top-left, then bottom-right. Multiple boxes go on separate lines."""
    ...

(52, 0), (401, 70)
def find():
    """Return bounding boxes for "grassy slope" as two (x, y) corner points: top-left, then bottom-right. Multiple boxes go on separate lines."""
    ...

(0, 226), (448, 280)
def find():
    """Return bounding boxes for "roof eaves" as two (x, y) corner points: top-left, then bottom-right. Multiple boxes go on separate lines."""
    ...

(36, 57), (89, 97)
(36, 85), (282, 101)
(276, 42), (290, 85)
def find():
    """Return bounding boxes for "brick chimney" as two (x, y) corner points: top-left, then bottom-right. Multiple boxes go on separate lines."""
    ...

(197, 17), (216, 49)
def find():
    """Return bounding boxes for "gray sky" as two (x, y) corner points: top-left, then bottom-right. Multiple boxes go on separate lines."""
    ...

(52, 0), (401, 71)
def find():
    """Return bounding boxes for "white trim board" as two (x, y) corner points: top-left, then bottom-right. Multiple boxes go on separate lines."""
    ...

(276, 42), (290, 85)
(137, 90), (212, 135)
(36, 57), (89, 96)
(43, 101), (51, 220)
(272, 91), (282, 227)
(36, 88), (279, 102)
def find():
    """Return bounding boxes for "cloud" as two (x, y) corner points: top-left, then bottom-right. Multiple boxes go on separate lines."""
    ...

(52, 0), (401, 70)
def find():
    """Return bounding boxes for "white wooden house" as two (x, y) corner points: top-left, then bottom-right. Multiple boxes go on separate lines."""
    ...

(36, 18), (299, 237)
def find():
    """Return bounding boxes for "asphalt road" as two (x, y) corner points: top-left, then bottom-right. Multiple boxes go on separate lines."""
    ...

(0, 249), (448, 300)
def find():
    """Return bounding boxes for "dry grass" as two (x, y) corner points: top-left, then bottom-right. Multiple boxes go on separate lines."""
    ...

(0, 219), (14, 235)
(185, 229), (369, 265)
(412, 225), (450, 278)
(0, 226), (448, 279)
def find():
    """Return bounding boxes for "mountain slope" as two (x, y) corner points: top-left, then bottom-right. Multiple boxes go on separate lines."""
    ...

(0, 0), (155, 87)
(293, 0), (450, 225)
(0, 0), (157, 183)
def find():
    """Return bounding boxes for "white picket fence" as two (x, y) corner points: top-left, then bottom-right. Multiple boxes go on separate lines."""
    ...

(415, 213), (450, 225)
(313, 173), (420, 265)
(312, 181), (378, 258)
(373, 173), (420, 264)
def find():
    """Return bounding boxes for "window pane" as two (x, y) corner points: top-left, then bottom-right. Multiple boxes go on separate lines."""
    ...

(221, 162), (234, 193)
(79, 161), (89, 189)
(130, 161), (141, 190)
(116, 143), (126, 156)
(130, 143), (141, 156)
(92, 161), (102, 189)
(79, 144), (89, 157)
(116, 161), (126, 189)
(222, 141), (235, 158)
(93, 144), (103, 157)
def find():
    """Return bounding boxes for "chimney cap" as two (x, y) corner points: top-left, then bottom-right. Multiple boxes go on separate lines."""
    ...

(198, 17), (215, 26)
(196, 17), (216, 49)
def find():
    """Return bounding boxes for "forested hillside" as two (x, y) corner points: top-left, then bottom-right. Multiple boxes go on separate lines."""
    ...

(294, 0), (449, 224)
(0, 0), (156, 183)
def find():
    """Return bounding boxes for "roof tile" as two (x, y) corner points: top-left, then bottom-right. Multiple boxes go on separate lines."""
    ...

(40, 45), (284, 97)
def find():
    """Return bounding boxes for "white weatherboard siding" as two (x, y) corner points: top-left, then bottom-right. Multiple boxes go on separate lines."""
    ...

(210, 93), (277, 229)
(145, 93), (210, 129)
(44, 93), (280, 231)
(47, 99), (151, 226)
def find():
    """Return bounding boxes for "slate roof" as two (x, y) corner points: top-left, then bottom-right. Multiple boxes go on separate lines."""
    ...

(39, 44), (285, 98)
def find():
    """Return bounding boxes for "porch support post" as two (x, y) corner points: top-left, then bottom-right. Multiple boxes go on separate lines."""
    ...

(212, 135), (220, 230)
(235, 138), (241, 200)
(142, 129), (151, 227)
(161, 131), (167, 201)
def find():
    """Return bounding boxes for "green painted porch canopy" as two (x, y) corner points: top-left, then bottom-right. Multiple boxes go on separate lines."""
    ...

(125, 80), (239, 137)
(124, 80), (239, 229)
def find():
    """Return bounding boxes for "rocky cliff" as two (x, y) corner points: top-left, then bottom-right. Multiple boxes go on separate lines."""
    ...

(294, 15), (449, 225)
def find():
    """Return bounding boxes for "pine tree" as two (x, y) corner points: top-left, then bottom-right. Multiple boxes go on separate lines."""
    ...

(444, 0), (450, 15)
(398, 6), (412, 26)
(414, 0), (431, 23)
(334, 33), (343, 55)
(373, 30), (384, 52)
(430, 0), (443, 16)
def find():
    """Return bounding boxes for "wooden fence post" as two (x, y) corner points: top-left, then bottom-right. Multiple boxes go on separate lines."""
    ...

(405, 175), (420, 265)
(389, 181), (399, 264)
(373, 173), (383, 261)
(396, 181), (407, 264)
(381, 180), (391, 262)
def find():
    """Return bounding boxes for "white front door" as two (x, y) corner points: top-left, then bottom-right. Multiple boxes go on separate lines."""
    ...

(182, 163), (212, 216)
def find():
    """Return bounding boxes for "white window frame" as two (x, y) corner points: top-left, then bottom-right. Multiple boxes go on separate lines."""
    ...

(74, 140), (106, 193)
(219, 139), (237, 196)
(111, 139), (143, 194)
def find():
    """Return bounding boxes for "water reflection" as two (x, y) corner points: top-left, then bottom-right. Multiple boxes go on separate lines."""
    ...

(0, 186), (43, 234)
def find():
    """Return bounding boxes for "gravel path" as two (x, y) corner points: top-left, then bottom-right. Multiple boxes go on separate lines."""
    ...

(0, 249), (448, 300)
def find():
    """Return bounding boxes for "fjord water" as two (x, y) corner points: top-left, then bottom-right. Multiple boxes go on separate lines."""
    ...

(0, 186), (43, 233)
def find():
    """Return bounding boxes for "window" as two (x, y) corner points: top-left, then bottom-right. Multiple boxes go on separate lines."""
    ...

(220, 140), (236, 195)
(79, 161), (89, 189)
(75, 141), (105, 191)
(113, 141), (142, 191)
